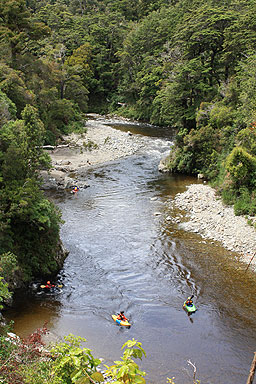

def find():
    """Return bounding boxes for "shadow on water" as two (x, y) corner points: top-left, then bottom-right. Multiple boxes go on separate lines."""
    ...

(5, 122), (256, 384)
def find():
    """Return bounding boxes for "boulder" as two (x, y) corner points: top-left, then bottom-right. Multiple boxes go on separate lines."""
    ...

(158, 156), (170, 173)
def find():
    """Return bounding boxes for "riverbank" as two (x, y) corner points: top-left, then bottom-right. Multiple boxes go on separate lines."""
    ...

(41, 114), (149, 190)
(172, 184), (256, 269)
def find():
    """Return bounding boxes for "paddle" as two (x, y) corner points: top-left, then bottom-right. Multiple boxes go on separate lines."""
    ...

(184, 295), (194, 305)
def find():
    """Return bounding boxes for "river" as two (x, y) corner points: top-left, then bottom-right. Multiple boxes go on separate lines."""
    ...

(6, 119), (256, 384)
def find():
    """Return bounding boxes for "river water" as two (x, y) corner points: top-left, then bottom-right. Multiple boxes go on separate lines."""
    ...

(6, 119), (256, 383)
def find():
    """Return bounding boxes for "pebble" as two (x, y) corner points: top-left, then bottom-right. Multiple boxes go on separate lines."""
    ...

(173, 184), (256, 268)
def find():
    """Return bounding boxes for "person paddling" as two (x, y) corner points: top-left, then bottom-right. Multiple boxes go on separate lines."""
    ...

(185, 295), (194, 307)
(45, 281), (55, 289)
(72, 186), (79, 193)
(116, 311), (128, 321)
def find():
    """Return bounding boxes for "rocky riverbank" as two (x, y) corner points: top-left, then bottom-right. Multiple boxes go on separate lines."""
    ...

(41, 114), (149, 190)
(41, 114), (256, 270)
(173, 184), (256, 269)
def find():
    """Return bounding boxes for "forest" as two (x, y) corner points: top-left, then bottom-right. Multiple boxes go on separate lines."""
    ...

(0, 0), (256, 301)
(1, 1), (256, 383)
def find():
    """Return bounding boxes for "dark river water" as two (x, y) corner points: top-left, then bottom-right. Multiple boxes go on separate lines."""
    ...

(6, 119), (256, 384)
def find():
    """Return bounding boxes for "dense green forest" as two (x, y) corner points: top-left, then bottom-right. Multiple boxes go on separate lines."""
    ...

(0, 0), (256, 298)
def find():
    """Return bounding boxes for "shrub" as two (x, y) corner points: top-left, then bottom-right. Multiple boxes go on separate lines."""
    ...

(105, 338), (146, 384)
(0, 277), (11, 309)
(221, 188), (236, 205)
(225, 146), (256, 189)
(0, 252), (18, 284)
(82, 140), (98, 151)
(0, 324), (49, 383)
(50, 334), (104, 384)
(236, 124), (256, 156)
(234, 188), (256, 216)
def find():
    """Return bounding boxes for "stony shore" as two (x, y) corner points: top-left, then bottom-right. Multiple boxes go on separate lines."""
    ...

(41, 114), (149, 190)
(173, 184), (256, 269)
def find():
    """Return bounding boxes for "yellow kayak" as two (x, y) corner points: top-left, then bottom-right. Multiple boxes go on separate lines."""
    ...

(112, 314), (131, 327)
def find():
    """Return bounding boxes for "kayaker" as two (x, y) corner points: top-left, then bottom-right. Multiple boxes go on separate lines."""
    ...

(45, 281), (55, 289)
(117, 311), (128, 321)
(185, 297), (193, 307)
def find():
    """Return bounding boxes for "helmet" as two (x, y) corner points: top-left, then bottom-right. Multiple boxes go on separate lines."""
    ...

(120, 311), (124, 314)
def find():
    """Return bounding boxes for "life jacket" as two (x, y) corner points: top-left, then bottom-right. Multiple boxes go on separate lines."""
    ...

(45, 281), (54, 289)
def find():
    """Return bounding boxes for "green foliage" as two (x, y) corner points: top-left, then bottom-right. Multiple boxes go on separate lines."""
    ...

(225, 146), (256, 189)
(82, 140), (98, 151)
(0, 331), (149, 384)
(0, 90), (16, 127)
(0, 276), (11, 309)
(0, 105), (63, 281)
(0, 252), (18, 284)
(48, 99), (84, 135)
(105, 338), (146, 384)
(221, 188), (236, 206)
(236, 123), (256, 156)
(51, 334), (104, 384)
(234, 188), (256, 216)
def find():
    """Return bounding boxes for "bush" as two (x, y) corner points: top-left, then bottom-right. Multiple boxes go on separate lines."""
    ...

(221, 188), (236, 205)
(105, 338), (146, 384)
(50, 334), (104, 384)
(0, 277), (11, 309)
(0, 324), (49, 383)
(234, 188), (256, 216)
(225, 146), (256, 189)
(236, 124), (256, 156)
(0, 252), (18, 284)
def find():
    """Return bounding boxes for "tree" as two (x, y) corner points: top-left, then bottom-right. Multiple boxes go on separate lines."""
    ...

(0, 105), (62, 280)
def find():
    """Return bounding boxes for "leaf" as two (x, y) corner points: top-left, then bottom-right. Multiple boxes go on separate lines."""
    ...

(122, 339), (137, 349)
(71, 369), (83, 382)
(76, 377), (90, 384)
(134, 377), (146, 384)
(93, 358), (102, 366)
(117, 365), (129, 378)
(72, 356), (82, 367)
(90, 371), (105, 382)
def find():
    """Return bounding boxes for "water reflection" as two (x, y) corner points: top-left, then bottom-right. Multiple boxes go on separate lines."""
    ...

(5, 290), (62, 336)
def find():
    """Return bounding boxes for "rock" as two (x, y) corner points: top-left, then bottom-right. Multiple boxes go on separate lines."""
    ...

(158, 156), (170, 173)
(63, 177), (75, 189)
(55, 240), (69, 271)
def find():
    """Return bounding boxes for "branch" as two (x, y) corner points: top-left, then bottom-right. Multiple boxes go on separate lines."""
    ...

(187, 360), (197, 383)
